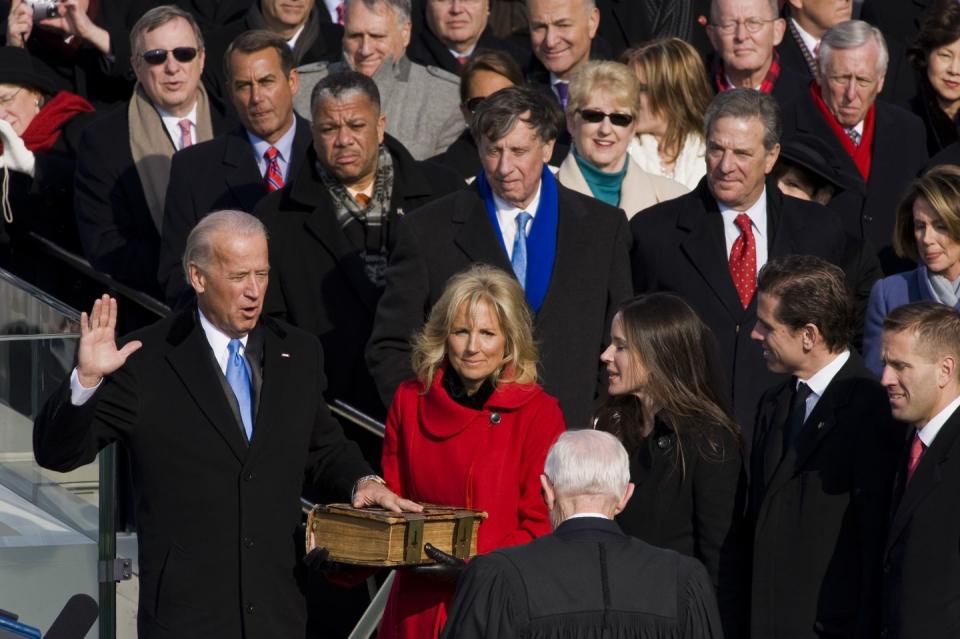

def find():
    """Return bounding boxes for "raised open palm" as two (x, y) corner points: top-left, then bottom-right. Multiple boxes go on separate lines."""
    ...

(76, 295), (142, 388)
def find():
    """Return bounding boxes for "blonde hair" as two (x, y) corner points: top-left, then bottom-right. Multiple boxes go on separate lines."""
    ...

(567, 60), (640, 117)
(893, 164), (960, 261)
(620, 38), (712, 164)
(412, 264), (539, 390)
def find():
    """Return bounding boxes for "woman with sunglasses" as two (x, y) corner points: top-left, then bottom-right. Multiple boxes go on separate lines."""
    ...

(428, 49), (524, 182)
(559, 60), (687, 217)
(621, 39), (714, 190)
(0, 47), (95, 252)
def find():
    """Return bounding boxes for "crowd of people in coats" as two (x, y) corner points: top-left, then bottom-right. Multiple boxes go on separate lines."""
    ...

(9, 0), (960, 637)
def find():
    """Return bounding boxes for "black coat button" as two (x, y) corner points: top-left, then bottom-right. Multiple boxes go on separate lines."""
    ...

(244, 472), (254, 481)
(246, 604), (255, 614)
(243, 537), (254, 549)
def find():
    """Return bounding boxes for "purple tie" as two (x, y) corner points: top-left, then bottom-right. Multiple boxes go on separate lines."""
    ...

(555, 81), (569, 111)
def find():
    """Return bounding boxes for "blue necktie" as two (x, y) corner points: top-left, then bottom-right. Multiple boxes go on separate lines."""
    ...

(226, 339), (254, 441)
(511, 211), (532, 288)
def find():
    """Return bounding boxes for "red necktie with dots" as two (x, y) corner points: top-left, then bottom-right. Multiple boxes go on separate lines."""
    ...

(729, 213), (757, 308)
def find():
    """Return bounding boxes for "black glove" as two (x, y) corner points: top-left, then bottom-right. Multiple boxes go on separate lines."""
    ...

(303, 547), (338, 572)
(406, 543), (467, 583)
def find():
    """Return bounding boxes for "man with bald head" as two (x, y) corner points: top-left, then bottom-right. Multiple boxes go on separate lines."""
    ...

(295, 0), (463, 159)
(781, 20), (926, 274)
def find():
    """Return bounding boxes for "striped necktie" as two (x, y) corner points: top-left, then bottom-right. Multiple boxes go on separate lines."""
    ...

(264, 146), (283, 192)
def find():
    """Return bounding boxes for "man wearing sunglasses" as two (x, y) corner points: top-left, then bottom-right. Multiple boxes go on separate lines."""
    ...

(368, 85), (632, 432)
(706, 0), (808, 110)
(630, 89), (848, 444)
(158, 30), (315, 310)
(74, 5), (231, 298)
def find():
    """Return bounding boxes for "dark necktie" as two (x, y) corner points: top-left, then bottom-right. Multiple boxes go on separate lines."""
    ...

(555, 81), (569, 111)
(783, 381), (813, 453)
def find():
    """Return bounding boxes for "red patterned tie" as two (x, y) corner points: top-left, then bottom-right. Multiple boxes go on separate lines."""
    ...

(729, 213), (757, 308)
(355, 193), (370, 208)
(457, 54), (470, 66)
(335, 2), (344, 24)
(906, 432), (926, 485)
(264, 146), (283, 192)
(177, 118), (193, 149)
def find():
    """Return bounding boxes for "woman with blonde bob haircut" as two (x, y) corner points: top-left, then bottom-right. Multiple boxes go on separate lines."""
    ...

(864, 164), (960, 373)
(379, 264), (566, 639)
(558, 60), (688, 217)
(621, 38), (713, 189)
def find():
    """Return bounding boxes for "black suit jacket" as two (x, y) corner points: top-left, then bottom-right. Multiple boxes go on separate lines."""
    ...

(32, 310), (372, 639)
(750, 352), (903, 639)
(596, 0), (713, 59)
(406, 24), (530, 76)
(258, 134), (462, 418)
(630, 180), (848, 442)
(74, 104), (231, 297)
(158, 116), (314, 307)
(861, 0), (932, 48)
(781, 93), (928, 274)
(366, 180), (633, 430)
(881, 407), (960, 639)
(441, 517), (724, 638)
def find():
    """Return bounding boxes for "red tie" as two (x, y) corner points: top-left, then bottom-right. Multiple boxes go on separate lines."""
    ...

(729, 213), (757, 308)
(335, 2), (344, 24)
(264, 146), (283, 192)
(177, 118), (193, 149)
(355, 193), (370, 208)
(456, 54), (470, 66)
(906, 432), (926, 485)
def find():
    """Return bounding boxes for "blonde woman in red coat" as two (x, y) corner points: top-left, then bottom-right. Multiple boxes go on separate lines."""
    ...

(379, 264), (566, 639)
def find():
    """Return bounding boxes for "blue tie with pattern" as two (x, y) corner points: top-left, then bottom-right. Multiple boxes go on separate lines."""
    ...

(226, 339), (254, 441)
(511, 211), (532, 288)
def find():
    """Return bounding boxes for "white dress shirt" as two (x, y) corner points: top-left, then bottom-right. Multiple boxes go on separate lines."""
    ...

(567, 512), (611, 520)
(494, 184), (542, 260)
(246, 118), (298, 183)
(719, 187), (769, 273)
(917, 394), (960, 447)
(322, 0), (342, 23)
(287, 24), (306, 50)
(70, 310), (246, 406)
(795, 349), (850, 421)
(158, 103), (198, 151)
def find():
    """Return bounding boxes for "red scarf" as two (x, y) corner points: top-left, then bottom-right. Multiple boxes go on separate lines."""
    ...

(21, 91), (95, 153)
(809, 82), (874, 181)
(714, 51), (782, 94)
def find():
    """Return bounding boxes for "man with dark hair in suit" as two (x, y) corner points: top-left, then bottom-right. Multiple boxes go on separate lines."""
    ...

(74, 5), (232, 297)
(879, 301), (960, 639)
(781, 20), (927, 274)
(631, 88), (847, 442)
(441, 429), (723, 638)
(33, 210), (420, 639)
(748, 254), (902, 639)
(257, 69), (461, 419)
(367, 84), (632, 430)
(159, 29), (314, 308)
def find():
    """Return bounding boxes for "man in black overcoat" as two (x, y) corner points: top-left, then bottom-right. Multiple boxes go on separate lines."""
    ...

(258, 70), (462, 419)
(631, 88), (847, 442)
(159, 30), (314, 308)
(367, 85), (632, 430)
(33, 210), (419, 639)
(748, 255), (903, 638)
(879, 302), (960, 639)
(441, 429), (723, 638)
(780, 20), (927, 275)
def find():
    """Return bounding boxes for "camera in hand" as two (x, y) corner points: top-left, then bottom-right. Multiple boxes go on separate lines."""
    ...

(27, 0), (58, 23)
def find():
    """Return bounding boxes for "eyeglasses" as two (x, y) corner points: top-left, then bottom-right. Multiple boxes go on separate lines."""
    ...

(577, 109), (635, 127)
(140, 47), (199, 66)
(710, 17), (778, 34)
(464, 96), (486, 113)
(0, 87), (24, 107)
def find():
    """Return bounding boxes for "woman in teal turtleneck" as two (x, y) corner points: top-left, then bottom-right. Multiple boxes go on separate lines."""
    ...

(557, 61), (687, 218)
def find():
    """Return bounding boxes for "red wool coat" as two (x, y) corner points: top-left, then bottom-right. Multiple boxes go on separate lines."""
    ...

(378, 366), (566, 639)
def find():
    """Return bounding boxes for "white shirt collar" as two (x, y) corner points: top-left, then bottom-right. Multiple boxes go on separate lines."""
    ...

(718, 186), (768, 236)
(198, 309), (248, 374)
(917, 394), (960, 447)
(322, 0), (341, 23)
(798, 349), (850, 399)
(566, 512), (611, 520)
(157, 102), (198, 151)
(246, 117), (298, 170)
(494, 183), (542, 223)
(791, 18), (820, 57)
(448, 45), (476, 58)
(287, 24), (307, 49)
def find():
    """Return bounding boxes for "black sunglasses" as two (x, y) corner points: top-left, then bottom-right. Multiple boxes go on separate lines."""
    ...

(577, 109), (635, 127)
(141, 47), (199, 66)
(464, 96), (485, 113)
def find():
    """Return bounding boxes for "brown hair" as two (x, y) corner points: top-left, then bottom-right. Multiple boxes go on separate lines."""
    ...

(459, 48), (524, 104)
(908, 0), (960, 70)
(223, 29), (295, 81)
(411, 264), (539, 390)
(757, 255), (852, 353)
(620, 38), (712, 165)
(883, 301), (960, 371)
(595, 293), (740, 476)
(892, 164), (960, 262)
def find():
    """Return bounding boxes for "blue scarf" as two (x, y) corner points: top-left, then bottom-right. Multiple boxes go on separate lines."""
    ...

(477, 165), (558, 313)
